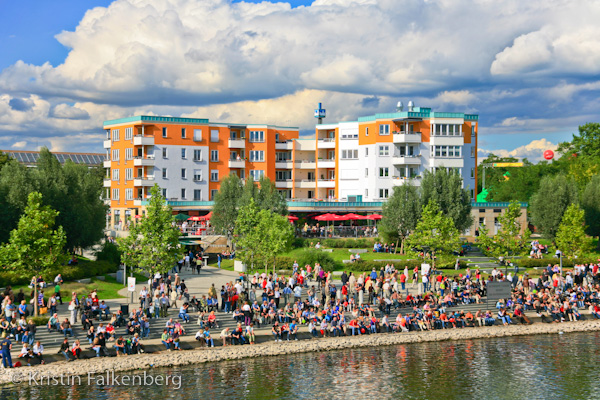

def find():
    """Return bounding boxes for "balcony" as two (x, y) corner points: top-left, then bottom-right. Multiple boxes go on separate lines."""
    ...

(317, 138), (336, 149)
(275, 141), (293, 150)
(103, 179), (112, 188)
(133, 155), (155, 166)
(392, 176), (421, 186)
(133, 135), (154, 146)
(133, 176), (155, 186)
(429, 158), (464, 168)
(392, 132), (421, 144)
(429, 135), (463, 146)
(295, 141), (316, 151)
(317, 179), (335, 188)
(275, 161), (294, 169)
(296, 179), (316, 189)
(103, 140), (111, 149)
(275, 180), (294, 189)
(228, 159), (245, 168)
(228, 139), (246, 148)
(392, 155), (422, 165)
(103, 198), (111, 206)
(317, 159), (335, 169)
(296, 160), (316, 169)
(103, 160), (111, 168)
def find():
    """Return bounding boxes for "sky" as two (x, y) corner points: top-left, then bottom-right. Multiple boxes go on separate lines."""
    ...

(1, 0), (599, 162)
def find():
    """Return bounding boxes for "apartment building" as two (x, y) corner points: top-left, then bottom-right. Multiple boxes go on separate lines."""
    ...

(103, 115), (298, 226)
(307, 104), (479, 201)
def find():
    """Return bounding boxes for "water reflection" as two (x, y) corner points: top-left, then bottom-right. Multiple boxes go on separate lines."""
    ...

(2, 332), (600, 400)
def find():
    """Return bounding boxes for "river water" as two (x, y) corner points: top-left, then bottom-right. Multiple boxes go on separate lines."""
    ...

(2, 331), (600, 399)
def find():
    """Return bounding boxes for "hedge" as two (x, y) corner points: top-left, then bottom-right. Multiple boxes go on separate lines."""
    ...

(515, 257), (599, 269)
(292, 237), (381, 249)
(0, 259), (120, 287)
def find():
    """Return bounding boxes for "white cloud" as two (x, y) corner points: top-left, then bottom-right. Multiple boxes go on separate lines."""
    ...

(11, 141), (27, 149)
(479, 138), (558, 163)
(434, 90), (477, 106)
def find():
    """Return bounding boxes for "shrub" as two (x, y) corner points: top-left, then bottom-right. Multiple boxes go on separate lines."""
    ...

(95, 241), (122, 266)
(296, 249), (341, 271)
(31, 316), (49, 326)
(516, 257), (598, 269)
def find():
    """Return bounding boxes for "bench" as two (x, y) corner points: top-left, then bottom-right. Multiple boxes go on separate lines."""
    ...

(76, 278), (92, 284)
(320, 249), (333, 253)
(348, 249), (368, 254)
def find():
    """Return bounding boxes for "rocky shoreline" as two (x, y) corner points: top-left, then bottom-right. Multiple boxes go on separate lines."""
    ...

(2, 320), (600, 386)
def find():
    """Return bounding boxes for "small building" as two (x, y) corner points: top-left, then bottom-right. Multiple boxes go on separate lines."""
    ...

(464, 202), (528, 241)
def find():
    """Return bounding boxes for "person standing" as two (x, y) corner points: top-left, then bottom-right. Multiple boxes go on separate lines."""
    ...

(1, 335), (12, 368)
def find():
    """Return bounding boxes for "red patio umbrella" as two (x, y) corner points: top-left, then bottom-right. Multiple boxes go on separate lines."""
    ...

(187, 216), (203, 221)
(134, 215), (142, 219)
(343, 213), (368, 220)
(314, 213), (337, 221)
(198, 211), (212, 221)
(366, 214), (382, 220)
(287, 215), (299, 221)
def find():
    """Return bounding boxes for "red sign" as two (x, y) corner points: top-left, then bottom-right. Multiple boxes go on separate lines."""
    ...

(543, 150), (554, 160)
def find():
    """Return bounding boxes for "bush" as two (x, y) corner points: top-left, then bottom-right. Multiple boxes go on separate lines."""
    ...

(345, 258), (467, 272)
(31, 316), (49, 326)
(291, 238), (310, 249)
(321, 238), (377, 249)
(95, 241), (122, 266)
(516, 257), (598, 269)
(296, 249), (341, 271)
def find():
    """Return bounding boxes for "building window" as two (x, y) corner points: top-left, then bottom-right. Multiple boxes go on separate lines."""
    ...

(111, 149), (120, 161)
(249, 151), (264, 162)
(181, 168), (187, 179)
(162, 188), (167, 198)
(472, 125), (476, 136)
(239, 169), (245, 180)
(365, 189), (368, 198)
(378, 145), (389, 156)
(194, 129), (202, 141)
(125, 148), (133, 160)
(181, 188), (186, 199)
(112, 129), (120, 142)
(210, 150), (219, 162)
(249, 131), (264, 142)
(112, 169), (120, 181)
(470, 189), (474, 199)
(471, 167), (475, 178)
(211, 189), (218, 200)
(125, 188), (133, 200)
(379, 124), (390, 135)
(193, 189), (202, 200)
(112, 188), (120, 200)
(275, 170), (292, 181)
(193, 149), (202, 161)
(379, 167), (389, 177)
(125, 127), (133, 140)
(341, 149), (358, 159)
(379, 188), (389, 198)
(211, 170), (219, 182)
(162, 168), (167, 179)
(471, 147), (475, 157)
(210, 130), (219, 142)
(431, 145), (462, 158)
(162, 127), (167, 138)
(194, 169), (202, 182)
(365, 127), (369, 136)
(162, 148), (167, 159)
(249, 170), (265, 181)
(181, 148), (187, 159)
(181, 128), (186, 139)
(125, 168), (133, 181)
(365, 168), (368, 177)
(365, 148), (369, 157)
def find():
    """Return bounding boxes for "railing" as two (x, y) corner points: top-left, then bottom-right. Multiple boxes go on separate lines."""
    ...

(133, 155), (155, 160)
(392, 131), (421, 135)
(319, 138), (336, 142)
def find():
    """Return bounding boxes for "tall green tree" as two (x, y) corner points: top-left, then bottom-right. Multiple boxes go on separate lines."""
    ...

(581, 175), (600, 245)
(118, 185), (181, 277)
(421, 169), (472, 232)
(234, 198), (293, 273)
(530, 174), (578, 240)
(406, 200), (461, 268)
(0, 192), (66, 315)
(476, 201), (531, 260)
(555, 204), (593, 258)
(380, 183), (421, 254)
(211, 173), (243, 237)
(557, 122), (600, 159)
(256, 176), (288, 215)
(239, 175), (259, 209)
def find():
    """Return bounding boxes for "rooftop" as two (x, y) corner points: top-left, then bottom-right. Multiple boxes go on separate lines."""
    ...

(317, 107), (478, 127)
(103, 115), (298, 130)
(2, 150), (105, 166)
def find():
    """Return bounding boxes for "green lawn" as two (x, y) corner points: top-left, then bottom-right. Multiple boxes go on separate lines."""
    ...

(281, 247), (411, 263)
(10, 272), (148, 300)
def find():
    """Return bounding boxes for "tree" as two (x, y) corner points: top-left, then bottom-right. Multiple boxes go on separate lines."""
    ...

(0, 192), (66, 315)
(530, 174), (578, 240)
(256, 176), (287, 215)
(380, 183), (421, 254)
(581, 175), (600, 245)
(406, 200), (461, 268)
(118, 185), (181, 278)
(234, 198), (293, 273)
(555, 204), (593, 258)
(421, 169), (472, 232)
(476, 201), (531, 260)
(557, 122), (600, 159)
(211, 174), (243, 237)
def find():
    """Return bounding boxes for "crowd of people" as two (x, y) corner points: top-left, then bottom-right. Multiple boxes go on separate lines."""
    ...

(3, 253), (600, 367)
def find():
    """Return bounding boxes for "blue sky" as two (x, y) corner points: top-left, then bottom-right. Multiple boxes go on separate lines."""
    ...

(0, 0), (598, 161)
